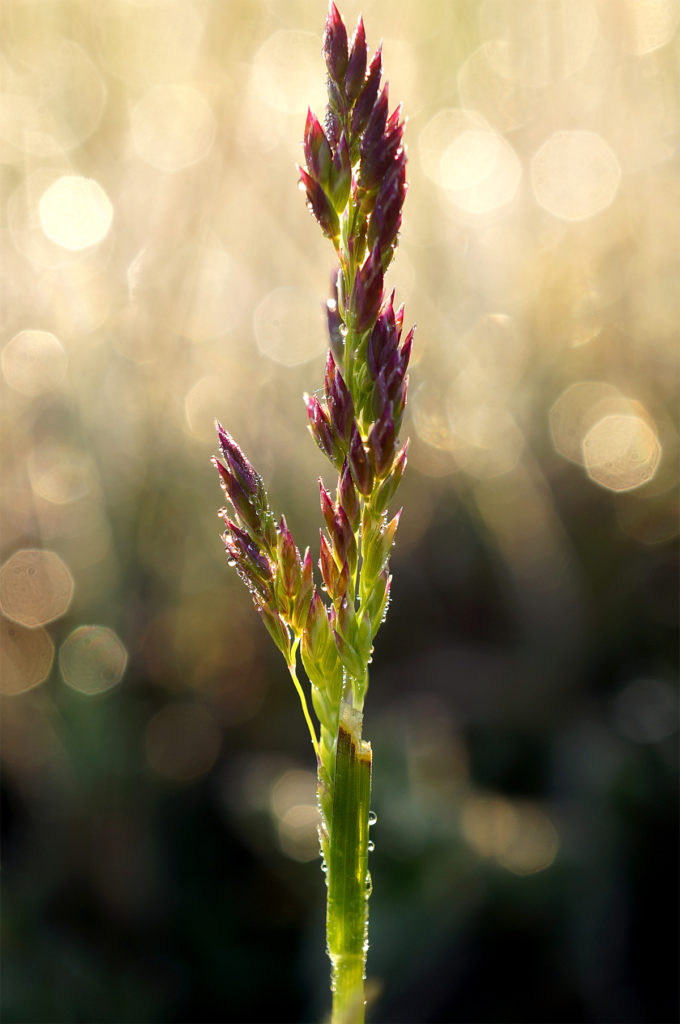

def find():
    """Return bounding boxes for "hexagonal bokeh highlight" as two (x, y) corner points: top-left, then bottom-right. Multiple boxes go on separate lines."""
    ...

(583, 413), (661, 492)
(0, 549), (74, 627)
(0, 618), (54, 695)
(59, 625), (128, 695)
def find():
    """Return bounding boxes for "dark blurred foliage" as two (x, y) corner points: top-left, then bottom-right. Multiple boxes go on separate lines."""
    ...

(1, 1), (679, 1022)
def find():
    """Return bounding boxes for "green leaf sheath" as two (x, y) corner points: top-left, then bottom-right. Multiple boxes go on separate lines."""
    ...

(327, 706), (372, 1024)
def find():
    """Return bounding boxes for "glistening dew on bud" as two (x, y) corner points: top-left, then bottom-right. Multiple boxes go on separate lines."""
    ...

(211, 7), (413, 1021)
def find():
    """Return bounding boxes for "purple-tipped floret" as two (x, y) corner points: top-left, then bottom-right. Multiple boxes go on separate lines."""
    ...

(324, 2), (349, 85)
(345, 17), (367, 102)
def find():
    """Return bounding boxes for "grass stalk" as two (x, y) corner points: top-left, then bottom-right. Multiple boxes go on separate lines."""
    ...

(212, 5), (410, 1016)
(327, 705), (372, 1022)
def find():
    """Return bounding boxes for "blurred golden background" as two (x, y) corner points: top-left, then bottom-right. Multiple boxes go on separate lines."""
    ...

(1, 1), (678, 1021)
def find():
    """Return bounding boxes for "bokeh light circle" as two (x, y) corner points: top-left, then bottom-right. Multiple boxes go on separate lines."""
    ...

(0, 549), (74, 627)
(270, 768), (320, 862)
(419, 108), (521, 214)
(1, 329), (68, 396)
(549, 381), (623, 465)
(131, 84), (216, 172)
(461, 794), (559, 875)
(0, 619), (54, 696)
(59, 625), (128, 695)
(254, 286), (327, 366)
(0, 39), (107, 158)
(531, 131), (621, 221)
(39, 176), (114, 250)
(252, 30), (326, 115)
(582, 413), (661, 492)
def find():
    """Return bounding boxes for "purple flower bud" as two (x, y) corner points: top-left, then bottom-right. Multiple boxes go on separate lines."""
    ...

(367, 160), (406, 258)
(216, 422), (260, 497)
(305, 588), (331, 659)
(367, 315), (387, 379)
(224, 527), (263, 588)
(348, 423), (374, 496)
(277, 515), (302, 598)
(325, 105), (341, 150)
(351, 46), (381, 137)
(371, 367), (391, 421)
(372, 441), (408, 515)
(325, 351), (354, 442)
(337, 458), (360, 532)
(319, 531), (339, 596)
(367, 296), (399, 379)
(335, 559), (351, 603)
(345, 17), (367, 103)
(254, 597), (291, 659)
(326, 296), (345, 366)
(368, 403), (396, 479)
(324, 2), (348, 85)
(298, 166), (340, 240)
(303, 108), (332, 186)
(305, 392), (341, 466)
(362, 83), (389, 156)
(332, 623), (364, 679)
(363, 508), (401, 581)
(292, 547), (315, 632)
(225, 519), (272, 582)
(384, 508), (401, 548)
(319, 480), (336, 537)
(335, 589), (356, 645)
(400, 325), (414, 375)
(360, 104), (405, 192)
(329, 132), (351, 212)
(213, 456), (262, 537)
(334, 503), (358, 574)
(351, 243), (383, 333)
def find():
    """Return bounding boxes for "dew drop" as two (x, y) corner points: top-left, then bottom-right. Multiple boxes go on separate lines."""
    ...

(368, 810), (377, 826)
(367, 840), (375, 852)
(227, 558), (237, 568)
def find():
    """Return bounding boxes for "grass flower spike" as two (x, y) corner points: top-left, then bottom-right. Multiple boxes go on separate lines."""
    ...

(213, 5), (411, 1019)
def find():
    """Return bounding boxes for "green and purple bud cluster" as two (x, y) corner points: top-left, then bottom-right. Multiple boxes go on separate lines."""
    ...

(214, 2), (412, 816)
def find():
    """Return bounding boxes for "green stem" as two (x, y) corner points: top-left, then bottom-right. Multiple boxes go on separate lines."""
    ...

(326, 701), (372, 1024)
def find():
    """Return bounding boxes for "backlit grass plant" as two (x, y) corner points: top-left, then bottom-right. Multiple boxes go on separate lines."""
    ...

(212, 6), (411, 1020)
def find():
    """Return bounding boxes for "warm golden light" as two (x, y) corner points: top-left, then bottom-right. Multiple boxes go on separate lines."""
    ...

(270, 769), (320, 862)
(131, 84), (216, 172)
(28, 444), (94, 505)
(549, 381), (623, 465)
(0, 619), (54, 696)
(614, 0), (680, 55)
(252, 30), (327, 115)
(583, 413), (662, 492)
(39, 176), (113, 250)
(0, 38), (106, 157)
(2, 329), (68, 396)
(531, 131), (621, 220)
(461, 793), (559, 875)
(254, 286), (327, 367)
(440, 129), (522, 214)
(0, 549), (74, 628)
(419, 107), (521, 214)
